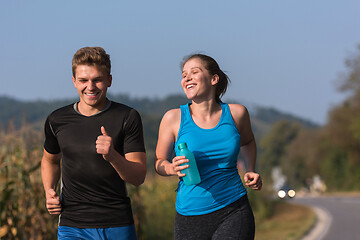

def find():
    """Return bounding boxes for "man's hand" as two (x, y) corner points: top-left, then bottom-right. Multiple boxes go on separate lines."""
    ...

(96, 126), (114, 161)
(46, 189), (61, 215)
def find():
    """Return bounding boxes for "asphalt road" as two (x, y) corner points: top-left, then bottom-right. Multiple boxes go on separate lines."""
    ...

(293, 195), (360, 240)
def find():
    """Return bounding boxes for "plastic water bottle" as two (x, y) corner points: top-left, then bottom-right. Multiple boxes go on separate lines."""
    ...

(177, 142), (201, 185)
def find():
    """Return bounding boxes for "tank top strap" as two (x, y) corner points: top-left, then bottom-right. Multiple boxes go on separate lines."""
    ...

(178, 103), (193, 137)
(180, 103), (192, 125)
(180, 103), (235, 128)
(220, 103), (239, 132)
(220, 102), (231, 123)
(179, 103), (188, 117)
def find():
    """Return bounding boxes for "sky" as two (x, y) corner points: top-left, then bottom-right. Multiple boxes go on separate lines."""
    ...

(1, 1), (359, 125)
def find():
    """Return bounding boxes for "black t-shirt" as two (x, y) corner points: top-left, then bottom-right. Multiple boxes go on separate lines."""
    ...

(44, 101), (145, 228)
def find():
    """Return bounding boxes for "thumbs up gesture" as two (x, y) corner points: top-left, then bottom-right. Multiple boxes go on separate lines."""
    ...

(96, 126), (114, 161)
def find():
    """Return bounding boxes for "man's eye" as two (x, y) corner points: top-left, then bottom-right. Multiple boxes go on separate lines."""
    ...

(94, 78), (104, 83)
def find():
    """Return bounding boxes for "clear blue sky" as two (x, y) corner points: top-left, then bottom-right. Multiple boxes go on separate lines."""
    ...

(1, 0), (359, 124)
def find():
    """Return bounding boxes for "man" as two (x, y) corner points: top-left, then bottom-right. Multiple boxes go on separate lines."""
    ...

(41, 47), (146, 239)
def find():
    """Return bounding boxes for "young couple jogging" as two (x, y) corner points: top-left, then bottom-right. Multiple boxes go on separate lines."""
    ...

(41, 47), (262, 240)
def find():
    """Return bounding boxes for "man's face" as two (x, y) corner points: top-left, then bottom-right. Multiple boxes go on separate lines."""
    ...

(72, 64), (112, 113)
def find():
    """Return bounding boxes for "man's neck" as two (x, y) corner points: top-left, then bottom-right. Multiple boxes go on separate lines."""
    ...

(76, 99), (110, 116)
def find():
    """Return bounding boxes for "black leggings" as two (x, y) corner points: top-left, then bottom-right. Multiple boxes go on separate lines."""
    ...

(174, 195), (255, 240)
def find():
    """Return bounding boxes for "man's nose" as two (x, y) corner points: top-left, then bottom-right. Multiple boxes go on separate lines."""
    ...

(87, 80), (96, 89)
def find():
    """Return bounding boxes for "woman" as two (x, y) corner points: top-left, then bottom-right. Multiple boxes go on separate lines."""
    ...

(155, 54), (262, 240)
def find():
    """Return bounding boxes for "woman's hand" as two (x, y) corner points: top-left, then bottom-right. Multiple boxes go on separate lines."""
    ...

(244, 172), (262, 190)
(171, 156), (189, 177)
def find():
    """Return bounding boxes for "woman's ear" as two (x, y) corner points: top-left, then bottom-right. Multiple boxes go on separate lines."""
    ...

(211, 74), (219, 86)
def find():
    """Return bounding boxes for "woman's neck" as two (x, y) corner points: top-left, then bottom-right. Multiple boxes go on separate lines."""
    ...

(190, 99), (221, 118)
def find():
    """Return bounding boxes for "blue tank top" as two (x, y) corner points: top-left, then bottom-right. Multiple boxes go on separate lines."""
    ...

(174, 103), (247, 216)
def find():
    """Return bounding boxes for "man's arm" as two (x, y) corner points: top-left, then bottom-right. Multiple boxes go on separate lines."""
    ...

(109, 151), (146, 187)
(41, 149), (62, 214)
(96, 126), (146, 186)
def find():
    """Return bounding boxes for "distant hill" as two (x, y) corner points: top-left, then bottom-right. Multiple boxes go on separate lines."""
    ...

(0, 94), (318, 139)
(252, 106), (317, 129)
(0, 96), (74, 130)
(0, 94), (319, 170)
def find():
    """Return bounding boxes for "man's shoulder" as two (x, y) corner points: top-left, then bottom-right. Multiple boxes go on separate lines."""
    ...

(48, 103), (75, 118)
(110, 101), (132, 111)
(109, 101), (141, 117)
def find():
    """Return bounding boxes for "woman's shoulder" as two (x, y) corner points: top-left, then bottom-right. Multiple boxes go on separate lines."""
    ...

(161, 108), (181, 124)
(159, 108), (182, 136)
(227, 103), (252, 131)
(227, 103), (248, 118)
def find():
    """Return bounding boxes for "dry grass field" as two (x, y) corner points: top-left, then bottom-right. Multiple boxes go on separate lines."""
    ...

(255, 202), (316, 240)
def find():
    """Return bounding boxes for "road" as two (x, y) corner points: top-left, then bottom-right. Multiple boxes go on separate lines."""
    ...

(293, 195), (360, 240)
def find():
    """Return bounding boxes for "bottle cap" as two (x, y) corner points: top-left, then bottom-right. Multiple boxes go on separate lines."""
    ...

(178, 142), (187, 150)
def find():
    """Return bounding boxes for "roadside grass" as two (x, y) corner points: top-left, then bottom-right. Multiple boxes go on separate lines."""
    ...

(255, 201), (316, 240)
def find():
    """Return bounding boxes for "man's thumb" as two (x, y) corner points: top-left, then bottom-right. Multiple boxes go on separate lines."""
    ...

(48, 189), (57, 198)
(101, 126), (108, 136)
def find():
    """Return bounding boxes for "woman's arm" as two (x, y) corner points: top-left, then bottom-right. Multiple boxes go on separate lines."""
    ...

(229, 104), (262, 190)
(154, 109), (188, 177)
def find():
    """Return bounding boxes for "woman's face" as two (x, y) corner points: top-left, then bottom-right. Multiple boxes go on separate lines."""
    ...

(181, 58), (218, 101)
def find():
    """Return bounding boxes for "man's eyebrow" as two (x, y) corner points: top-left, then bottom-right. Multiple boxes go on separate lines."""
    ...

(77, 76), (105, 80)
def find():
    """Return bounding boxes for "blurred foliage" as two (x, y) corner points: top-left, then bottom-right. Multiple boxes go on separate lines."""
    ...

(259, 120), (301, 180)
(259, 45), (360, 192)
(128, 174), (178, 240)
(140, 114), (161, 170)
(0, 123), (58, 239)
(318, 45), (360, 191)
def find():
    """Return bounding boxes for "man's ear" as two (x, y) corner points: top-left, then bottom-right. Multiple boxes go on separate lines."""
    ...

(108, 75), (112, 87)
(72, 76), (76, 87)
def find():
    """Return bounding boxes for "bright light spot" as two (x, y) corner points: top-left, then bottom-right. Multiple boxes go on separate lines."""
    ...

(278, 190), (286, 198)
(288, 190), (296, 198)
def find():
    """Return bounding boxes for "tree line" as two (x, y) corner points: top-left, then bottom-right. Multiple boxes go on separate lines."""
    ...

(259, 45), (360, 192)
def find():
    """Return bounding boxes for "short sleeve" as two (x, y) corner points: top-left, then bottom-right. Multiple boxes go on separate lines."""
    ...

(44, 117), (61, 154)
(123, 109), (146, 154)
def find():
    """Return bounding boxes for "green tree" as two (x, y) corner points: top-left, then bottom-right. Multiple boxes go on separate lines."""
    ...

(282, 45), (360, 191)
(282, 129), (325, 188)
(319, 45), (360, 190)
(259, 120), (301, 181)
